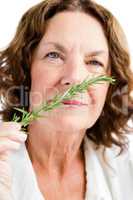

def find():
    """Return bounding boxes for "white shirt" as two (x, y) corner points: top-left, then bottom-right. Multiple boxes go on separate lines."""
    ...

(9, 135), (133, 200)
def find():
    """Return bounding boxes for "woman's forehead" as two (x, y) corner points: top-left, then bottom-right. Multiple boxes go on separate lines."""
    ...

(38, 11), (109, 54)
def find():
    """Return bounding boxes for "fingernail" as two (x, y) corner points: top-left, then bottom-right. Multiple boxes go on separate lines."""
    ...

(19, 133), (27, 141)
(3, 122), (21, 130)
(13, 143), (21, 149)
(12, 122), (21, 129)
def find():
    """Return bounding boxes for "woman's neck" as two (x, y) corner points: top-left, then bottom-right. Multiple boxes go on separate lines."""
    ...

(26, 122), (86, 179)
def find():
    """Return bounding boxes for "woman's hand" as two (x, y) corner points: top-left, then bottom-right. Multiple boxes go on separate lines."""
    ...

(0, 122), (27, 200)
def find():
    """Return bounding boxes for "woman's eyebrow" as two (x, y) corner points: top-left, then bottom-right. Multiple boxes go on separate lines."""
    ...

(42, 41), (108, 56)
(42, 42), (67, 53)
(85, 50), (108, 57)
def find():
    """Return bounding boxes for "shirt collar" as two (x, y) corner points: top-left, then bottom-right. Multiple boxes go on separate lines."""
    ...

(83, 135), (122, 200)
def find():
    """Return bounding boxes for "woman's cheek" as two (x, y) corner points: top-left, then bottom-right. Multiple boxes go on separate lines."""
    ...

(88, 84), (109, 106)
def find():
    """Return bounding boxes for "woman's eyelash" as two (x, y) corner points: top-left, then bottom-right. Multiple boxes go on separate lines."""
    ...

(45, 52), (61, 59)
(44, 53), (103, 67)
(86, 60), (103, 66)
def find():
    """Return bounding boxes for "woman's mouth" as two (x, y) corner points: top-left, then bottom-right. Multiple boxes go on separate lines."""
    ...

(62, 100), (88, 106)
(47, 99), (88, 106)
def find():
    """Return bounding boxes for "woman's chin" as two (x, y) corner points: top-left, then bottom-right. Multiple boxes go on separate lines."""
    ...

(35, 105), (98, 130)
(48, 112), (95, 131)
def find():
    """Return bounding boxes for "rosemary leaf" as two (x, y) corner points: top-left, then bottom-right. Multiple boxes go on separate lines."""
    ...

(12, 75), (115, 128)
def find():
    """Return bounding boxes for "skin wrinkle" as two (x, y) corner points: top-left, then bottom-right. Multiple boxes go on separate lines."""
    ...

(25, 11), (109, 199)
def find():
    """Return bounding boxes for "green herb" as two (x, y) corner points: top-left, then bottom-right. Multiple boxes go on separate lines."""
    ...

(12, 75), (115, 128)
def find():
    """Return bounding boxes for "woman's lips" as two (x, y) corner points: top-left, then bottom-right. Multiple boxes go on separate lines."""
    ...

(47, 99), (88, 106)
(62, 100), (88, 106)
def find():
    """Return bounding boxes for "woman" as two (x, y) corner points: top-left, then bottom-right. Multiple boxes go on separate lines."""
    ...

(0, 0), (133, 200)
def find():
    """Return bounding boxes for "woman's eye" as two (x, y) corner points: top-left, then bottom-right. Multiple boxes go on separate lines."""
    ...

(45, 52), (60, 59)
(87, 60), (103, 67)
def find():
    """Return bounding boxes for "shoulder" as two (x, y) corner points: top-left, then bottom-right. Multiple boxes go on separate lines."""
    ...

(83, 135), (133, 200)
(83, 134), (133, 179)
(83, 134), (133, 167)
(105, 135), (133, 169)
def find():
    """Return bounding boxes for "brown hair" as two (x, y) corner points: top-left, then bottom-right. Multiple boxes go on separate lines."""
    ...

(0, 0), (133, 153)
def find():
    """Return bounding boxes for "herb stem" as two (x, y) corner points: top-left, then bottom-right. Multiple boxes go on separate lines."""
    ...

(12, 75), (115, 128)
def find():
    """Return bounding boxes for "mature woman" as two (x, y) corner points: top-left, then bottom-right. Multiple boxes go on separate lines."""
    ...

(0, 0), (133, 200)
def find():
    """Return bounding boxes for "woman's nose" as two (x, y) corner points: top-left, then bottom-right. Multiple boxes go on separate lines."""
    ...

(60, 57), (89, 86)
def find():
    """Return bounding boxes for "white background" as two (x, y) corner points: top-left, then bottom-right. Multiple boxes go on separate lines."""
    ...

(0, 0), (133, 66)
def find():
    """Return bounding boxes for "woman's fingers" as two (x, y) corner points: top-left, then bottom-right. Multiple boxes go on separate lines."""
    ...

(0, 130), (27, 137)
(0, 122), (25, 198)
(0, 132), (27, 142)
(0, 139), (25, 153)
(4, 132), (27, 142)
(0, 122), (21, 133)
(0, 122), (27, 153)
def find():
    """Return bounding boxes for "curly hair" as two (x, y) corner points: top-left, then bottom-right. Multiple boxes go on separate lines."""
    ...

(0, 0), (133, 153)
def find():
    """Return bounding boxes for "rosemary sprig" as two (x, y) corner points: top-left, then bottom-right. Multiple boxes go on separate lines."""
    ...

(12, 75), (115, 128)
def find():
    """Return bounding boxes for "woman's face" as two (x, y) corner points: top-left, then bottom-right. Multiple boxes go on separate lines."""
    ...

(30, 11), (109, 131)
